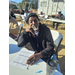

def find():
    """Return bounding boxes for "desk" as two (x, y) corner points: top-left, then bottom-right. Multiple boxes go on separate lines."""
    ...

(9, 37), (63, 75)
(46, 18), (65, 23)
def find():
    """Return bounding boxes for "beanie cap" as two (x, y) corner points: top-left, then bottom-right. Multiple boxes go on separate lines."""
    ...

(26, 13), (39, 24)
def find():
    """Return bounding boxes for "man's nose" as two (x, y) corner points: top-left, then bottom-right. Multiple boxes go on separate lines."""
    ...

(32, 21), (35, 25)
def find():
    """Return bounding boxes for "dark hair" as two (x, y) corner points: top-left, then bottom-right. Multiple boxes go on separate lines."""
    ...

(58, 11), (61, 14)
(26, 13), (39, 24)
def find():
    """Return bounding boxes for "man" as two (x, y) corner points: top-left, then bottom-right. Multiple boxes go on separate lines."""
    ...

(10, 8), (16, 19)
(9, 11), (19, 39)
(24, 10), (29, 20)
(18, 13), (55, 65)
(53, 11), (65, 30)
(20, 9), (24, 15)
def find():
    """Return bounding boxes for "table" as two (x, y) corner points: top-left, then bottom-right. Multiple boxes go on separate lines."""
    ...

(14, 14), (25, 19)
(46, 18), (65, 23)
(39, 15), (44, 18)
(38, 15), (45, 23)
(14, 14), (21, 18)
(14, 14), (26, 25)
(9, 37), (63, 75)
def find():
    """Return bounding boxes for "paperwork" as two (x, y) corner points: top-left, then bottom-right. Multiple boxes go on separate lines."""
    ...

(10, 48), (34, 69)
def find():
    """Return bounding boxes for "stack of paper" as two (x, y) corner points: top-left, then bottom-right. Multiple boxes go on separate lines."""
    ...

(10, 48), (34, 69)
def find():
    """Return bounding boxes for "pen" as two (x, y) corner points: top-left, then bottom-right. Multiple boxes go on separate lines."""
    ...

(36, 70), (42, 73)
(27, 64), (29, 70)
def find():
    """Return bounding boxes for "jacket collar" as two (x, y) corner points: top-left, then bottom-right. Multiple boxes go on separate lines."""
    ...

(29, 23), (43, 38)
(38, 23), (43, 38)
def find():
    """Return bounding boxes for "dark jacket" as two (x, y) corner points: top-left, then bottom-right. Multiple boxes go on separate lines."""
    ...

(18, 23), (55, 61)
(56, 14), (65, 20)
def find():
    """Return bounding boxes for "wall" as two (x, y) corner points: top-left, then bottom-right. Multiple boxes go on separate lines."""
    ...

(38, 0), (65, 15)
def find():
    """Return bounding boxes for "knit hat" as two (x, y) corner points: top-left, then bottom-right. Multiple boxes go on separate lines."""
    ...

(26, 13), (39, 24)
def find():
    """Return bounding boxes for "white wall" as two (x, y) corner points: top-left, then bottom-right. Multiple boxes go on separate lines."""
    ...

(38, 0), (48, 14)
(38, 0), (65, 15)
(62, 4), (65, 16)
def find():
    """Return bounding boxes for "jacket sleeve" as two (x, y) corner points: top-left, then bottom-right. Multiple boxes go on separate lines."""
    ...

(41, 28), (55, 57)
(55, 15), (59, 18)
(60, 15), (65, 20)
(17, 30), (29, 47)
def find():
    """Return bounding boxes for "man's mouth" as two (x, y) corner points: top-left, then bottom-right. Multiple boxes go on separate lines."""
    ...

(31, 25), (38, 31)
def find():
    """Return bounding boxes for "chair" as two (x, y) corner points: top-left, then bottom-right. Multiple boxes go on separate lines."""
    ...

(50, 30), (63, 59)
(18, 22), (23, 34)
(15, 22), (23, 41)
(14, 14), (21, 18)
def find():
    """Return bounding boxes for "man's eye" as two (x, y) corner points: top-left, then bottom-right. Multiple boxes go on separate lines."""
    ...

(34, 20), (37, 22)
(30, 21), (32, 23)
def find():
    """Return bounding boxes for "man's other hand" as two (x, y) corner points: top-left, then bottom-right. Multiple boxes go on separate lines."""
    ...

(26, 53), (42, 65)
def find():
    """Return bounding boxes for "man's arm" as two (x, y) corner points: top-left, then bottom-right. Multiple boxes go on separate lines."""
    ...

(18, 30), (29, 47)
(60, 15), (65, 20)
(26, 28), (55, 65)
(26, 52), (43, 65)
(55, 15), (61, 20)
(18, 28), (35, 47)
(41, 28), (55, 58)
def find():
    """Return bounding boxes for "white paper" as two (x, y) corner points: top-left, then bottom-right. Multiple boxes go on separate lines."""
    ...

(10, 48), (34, 69)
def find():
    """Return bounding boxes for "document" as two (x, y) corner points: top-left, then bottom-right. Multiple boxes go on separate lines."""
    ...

(10, 48), (35, 69)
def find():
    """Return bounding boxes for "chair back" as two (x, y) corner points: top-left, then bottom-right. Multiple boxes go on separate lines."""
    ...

(51, 30), (63, 47)
(18, 22), (23, 35)
(18, 22), (23, 27)
(51, 30), (63, 59)
(15, 22), (23, 41)
(20, 15), (25, 20)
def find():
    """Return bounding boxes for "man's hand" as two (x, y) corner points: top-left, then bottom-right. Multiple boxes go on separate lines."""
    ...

(26, 53), (42, 65)
(26, 28), (34, 35)
(56, 18), (61, 20)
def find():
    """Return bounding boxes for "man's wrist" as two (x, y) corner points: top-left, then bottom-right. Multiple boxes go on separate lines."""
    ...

(39, 52), (43, 58)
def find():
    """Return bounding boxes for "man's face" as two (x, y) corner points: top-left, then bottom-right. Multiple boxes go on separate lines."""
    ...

(28, 17), (39, 31)
(59, 14), (61, 16)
